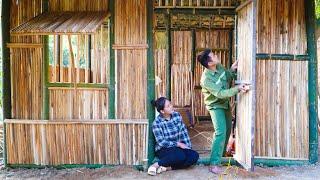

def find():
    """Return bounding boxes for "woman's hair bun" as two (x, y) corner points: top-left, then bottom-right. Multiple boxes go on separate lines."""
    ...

(151, 100), (157, 107)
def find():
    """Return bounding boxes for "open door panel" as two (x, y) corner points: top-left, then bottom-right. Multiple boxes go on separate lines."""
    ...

(234, 0), (257, 171)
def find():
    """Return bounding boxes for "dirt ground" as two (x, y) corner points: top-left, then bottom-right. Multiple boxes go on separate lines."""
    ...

(0, 163), (319, 180)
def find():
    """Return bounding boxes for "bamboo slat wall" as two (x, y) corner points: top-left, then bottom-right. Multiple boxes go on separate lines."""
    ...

(49, 88), (108, 120)
(115, 0), (146, 45)
(194, 30), (230, 86)
(171, 64), (193, 106)
(5, 119), (148, 165)
(154, 0), (236, 7)
(254, 0), (309, 159)
(255, 60), (309, 159)
(10, 47), (43, 119)
(49, 0), (109, 11)
(155, 49), (167, 97)
(10, 0), (43, 43)
(235, 1), (255, 170)
(171, 31), (192, 107)
(256, 0), (306, 54)
(193, 30), (231, 117)
(115, 50), (147, 119)
(10, 0), (43, 119)
(154, 31), (168, 98)
(114, 0), (147, 119)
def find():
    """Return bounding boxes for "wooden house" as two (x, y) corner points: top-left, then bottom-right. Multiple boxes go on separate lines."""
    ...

(1, 0), (318, 171)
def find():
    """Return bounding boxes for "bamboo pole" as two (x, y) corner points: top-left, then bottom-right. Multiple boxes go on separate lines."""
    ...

(147, 0), (156, 166)
(109, 0), (116, 119)
(1, 0), (11, 166)
(305, 0), (318, 164)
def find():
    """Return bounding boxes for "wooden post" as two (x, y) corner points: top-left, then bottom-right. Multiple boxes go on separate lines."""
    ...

(228, 30), (233, 68)
(108, 0), (116, 119)
(43, 0), (49, 120)
(147, 0), (156, 166)
(2, 0), (11, 167)
(191, 30), (196, 73)
(166, 13), (172, 99)
(305, 0), (318, 164)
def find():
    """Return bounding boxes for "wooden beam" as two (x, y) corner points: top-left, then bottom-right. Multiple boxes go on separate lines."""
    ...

(4, 119), (148, 125)
(197, 157), (309, 166)
(305, 0), (319, 164)
(47, 83), (108, 88)
(235, 0), (252, 12)
(7, 43), (44, 48)
(155, 27), (234, 31)
(7, 164), (115, 169)
(254, 157), (309, 167)
(10, 32), (97, 36)
(256, 53), (310, 61)
(154, 6), (236, 9)
(196, 48), (230, 52)
(112, 44), (149, 50)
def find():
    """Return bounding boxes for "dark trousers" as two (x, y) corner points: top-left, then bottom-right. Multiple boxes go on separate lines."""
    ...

(156, 147), (199, 170)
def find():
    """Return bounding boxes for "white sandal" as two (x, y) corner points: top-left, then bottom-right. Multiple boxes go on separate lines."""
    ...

(147, 166), (157, 176)
(156, 166), (167, 174)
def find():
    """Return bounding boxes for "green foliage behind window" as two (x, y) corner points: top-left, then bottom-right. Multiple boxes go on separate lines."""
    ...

(316, 0), (320, 19)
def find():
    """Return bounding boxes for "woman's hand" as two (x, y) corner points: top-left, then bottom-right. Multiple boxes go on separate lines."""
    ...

(231, 60), (239, 71)
(177, 142), (190, 149)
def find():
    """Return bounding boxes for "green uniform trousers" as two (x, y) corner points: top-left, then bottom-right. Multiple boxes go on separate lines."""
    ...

(208, 108), (232, 165)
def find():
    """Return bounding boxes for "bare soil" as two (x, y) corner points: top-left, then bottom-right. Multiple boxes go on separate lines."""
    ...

(0, 163), (319, 180)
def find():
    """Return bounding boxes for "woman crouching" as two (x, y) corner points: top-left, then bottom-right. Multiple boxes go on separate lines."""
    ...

(147, 97), (199, 176)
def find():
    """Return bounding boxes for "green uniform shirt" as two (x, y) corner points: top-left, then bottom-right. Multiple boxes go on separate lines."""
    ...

(200, 64), (238, 110)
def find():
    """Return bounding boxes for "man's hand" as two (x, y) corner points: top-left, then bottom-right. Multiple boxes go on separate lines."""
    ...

(236, 84), (250, 93)
(177, 142), (190, 149)
(231, 60), (239, 71)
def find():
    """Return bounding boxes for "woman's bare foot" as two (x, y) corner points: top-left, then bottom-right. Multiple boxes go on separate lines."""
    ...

(208, 165), (223, 174)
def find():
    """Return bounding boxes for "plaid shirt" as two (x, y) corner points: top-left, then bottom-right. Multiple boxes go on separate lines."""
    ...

(152, 111), (192, 151)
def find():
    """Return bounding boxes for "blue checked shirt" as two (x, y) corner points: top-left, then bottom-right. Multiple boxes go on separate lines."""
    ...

(152, 111), (192, 151)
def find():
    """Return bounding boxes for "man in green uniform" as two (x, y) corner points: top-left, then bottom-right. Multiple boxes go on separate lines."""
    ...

(197, 49), (249, 174)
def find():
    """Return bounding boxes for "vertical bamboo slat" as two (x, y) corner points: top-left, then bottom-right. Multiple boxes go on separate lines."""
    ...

(171, 31), (192, 107)
(255, 60), (309, 159)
